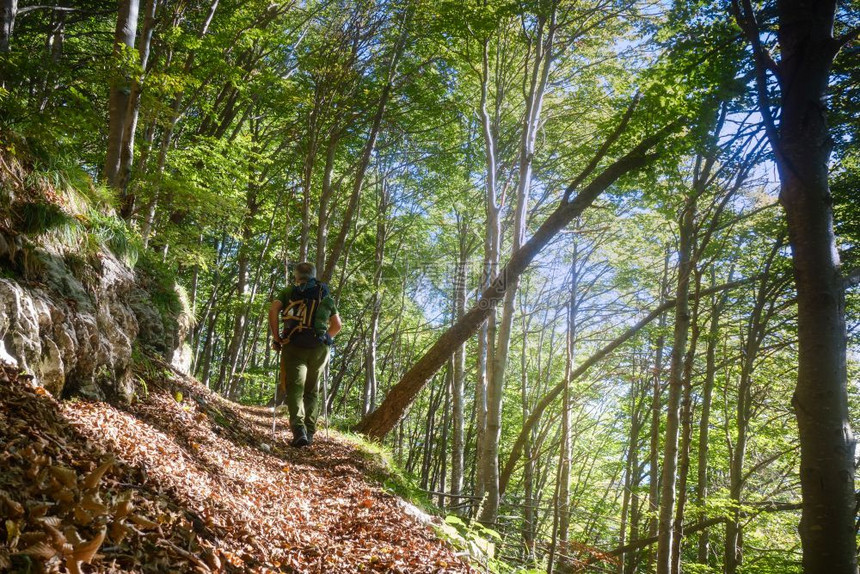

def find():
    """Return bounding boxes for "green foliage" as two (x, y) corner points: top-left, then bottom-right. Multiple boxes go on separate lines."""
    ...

(437, 515), (513, 574)
(15, 202), (76, 237)
(82, 209), (143, 267)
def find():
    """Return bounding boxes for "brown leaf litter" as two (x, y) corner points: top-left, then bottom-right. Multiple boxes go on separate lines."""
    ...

(0, 361), (475, 573)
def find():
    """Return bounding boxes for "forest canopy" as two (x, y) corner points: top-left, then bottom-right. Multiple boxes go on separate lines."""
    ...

(1, 0), (859, 571)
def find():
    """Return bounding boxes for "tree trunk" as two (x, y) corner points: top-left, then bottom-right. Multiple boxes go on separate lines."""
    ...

(474, 34), (501, 514)
(655, 196), (695, 574)
(479, 8), (555, 525)
(451, 226), (469, 499)
(725, 242), (780, 574)
(670, 269), (701, 574)
(363, 179), (388, 415)
(734, 0), (856, 569)
(216, 187), (257, 391)
(0, 0), (16, 54)
(321, 10), (409, 284)
(105, 0), (140, 188)
(116, 0), (157, 196)
(520, 318), (536, 561)
(695, 272), (723, 565)
(315, 131), (340, 274)
(646, 250), (669, 572)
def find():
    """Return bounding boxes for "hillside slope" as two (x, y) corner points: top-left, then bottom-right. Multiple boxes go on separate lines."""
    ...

(0, 359), (475, 573)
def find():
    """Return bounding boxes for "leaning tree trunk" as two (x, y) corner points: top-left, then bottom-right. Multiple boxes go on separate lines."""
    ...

(356, 101), (676, 438)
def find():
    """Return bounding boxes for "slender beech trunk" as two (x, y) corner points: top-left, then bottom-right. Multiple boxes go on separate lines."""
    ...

(134, 0), (218, 227)
(198, 310), (218, 388)
(555, 253), (578, 571)
(364, 179), (388, 415)
(117, 0), (157, 195)
(480, 7), (556, 526)
(315, 131), (340, 274)
(670, 269), (701, 574)
(520, 314), (536, 561)
(725, 242), (780, 574)
(451, 223), (469, 499)
(621, 371), (644, 574)
(474, 34), (502, 510)
(695, 272), (723, 565)
(321, 10), (409, 283)
(646, 251), (669, 571)
(105, 0), (140, 188)
(216, 186), (258, 390)
(655, 195), (695, 574)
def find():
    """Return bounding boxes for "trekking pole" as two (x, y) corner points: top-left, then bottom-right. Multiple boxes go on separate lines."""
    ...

(322, 346), (331, 440)
(272, 347), (281, 440)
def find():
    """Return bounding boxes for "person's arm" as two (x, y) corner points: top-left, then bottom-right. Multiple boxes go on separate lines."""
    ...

(327, 313), (342, 338)
(269, 300), (283, 349)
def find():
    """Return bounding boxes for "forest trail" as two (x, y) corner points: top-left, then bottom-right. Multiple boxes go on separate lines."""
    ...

(0, 360), (475, 573)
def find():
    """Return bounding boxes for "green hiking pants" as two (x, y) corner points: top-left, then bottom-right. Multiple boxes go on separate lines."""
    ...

(278, 343), (329, 434)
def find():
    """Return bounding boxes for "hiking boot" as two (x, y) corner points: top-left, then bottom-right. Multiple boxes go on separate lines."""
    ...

(290, 427), (309, 448)
(306, 431), (314, 446)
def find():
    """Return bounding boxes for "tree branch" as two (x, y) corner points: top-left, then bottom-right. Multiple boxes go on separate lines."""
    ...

(843, 267), (860, 290)
(498, 274), (762, 494)
(17, 5), (78, 14)
(562, 93), (641, 203)
(730, 0), (784, 162)
(833, 26), (860, 54)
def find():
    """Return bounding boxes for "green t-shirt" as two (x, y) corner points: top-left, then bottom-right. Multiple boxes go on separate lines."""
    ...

(277, 280), (338, 335)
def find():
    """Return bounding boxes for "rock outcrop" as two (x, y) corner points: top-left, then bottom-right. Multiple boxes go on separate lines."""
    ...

(0, 230), (191, 401)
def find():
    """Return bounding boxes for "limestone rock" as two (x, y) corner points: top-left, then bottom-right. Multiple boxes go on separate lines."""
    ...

(0, 231), (188, 399)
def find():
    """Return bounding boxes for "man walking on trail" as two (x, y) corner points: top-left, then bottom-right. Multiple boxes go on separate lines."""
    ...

(269, 262), (341, 447)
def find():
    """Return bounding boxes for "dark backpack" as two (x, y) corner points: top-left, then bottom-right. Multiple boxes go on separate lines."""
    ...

(280, 281), (329, 348)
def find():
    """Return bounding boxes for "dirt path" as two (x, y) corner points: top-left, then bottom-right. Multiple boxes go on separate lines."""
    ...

(0, 362), (475, 573)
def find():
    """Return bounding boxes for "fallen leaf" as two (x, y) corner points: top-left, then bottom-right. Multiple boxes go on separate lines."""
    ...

(129, 514), (159, 530)
(71, 527), (106, 563)
(49, 466), (77, 489)
(82, 459), (113, 490)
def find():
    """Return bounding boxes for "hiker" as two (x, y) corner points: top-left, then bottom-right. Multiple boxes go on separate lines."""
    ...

(268, 262), (341, 447)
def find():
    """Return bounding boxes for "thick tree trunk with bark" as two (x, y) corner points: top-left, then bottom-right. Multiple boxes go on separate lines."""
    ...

(733, 0), (856, 570)
(0, 0), (16, 54)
